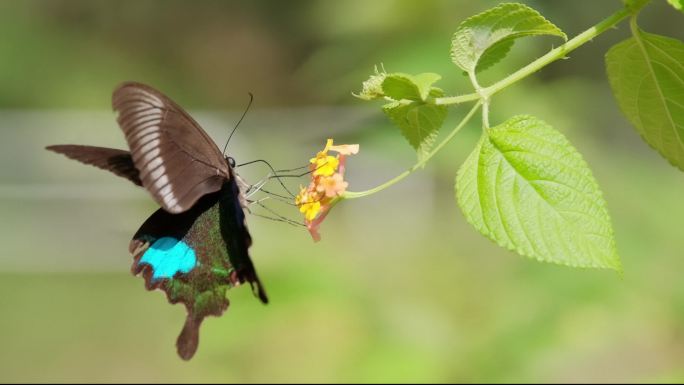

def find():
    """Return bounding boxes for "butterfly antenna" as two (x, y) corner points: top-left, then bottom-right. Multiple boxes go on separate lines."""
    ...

(223, 92), (254, 156)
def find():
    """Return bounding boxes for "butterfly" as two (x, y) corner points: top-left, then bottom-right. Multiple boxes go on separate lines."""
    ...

(46, 82), (268, 360)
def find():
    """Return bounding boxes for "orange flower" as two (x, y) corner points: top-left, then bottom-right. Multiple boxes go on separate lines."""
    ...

(317, 173), (348, 198)
(295, 138), (359, 241)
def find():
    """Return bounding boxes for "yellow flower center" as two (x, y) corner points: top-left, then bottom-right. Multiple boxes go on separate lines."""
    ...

(311, 155), (339, 177)
(299, 200), (321, 221)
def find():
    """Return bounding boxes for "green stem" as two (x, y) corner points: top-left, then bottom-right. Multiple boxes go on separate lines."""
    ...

(343, 101), (482, 199)
(434, 92), (480, 105)
(482, 6), (632, 98)
(481, 98), (490, 130)
(344, 4), (638, 200)
(629, 11), (640, 36)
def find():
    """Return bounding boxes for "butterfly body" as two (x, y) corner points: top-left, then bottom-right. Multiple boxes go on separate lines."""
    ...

(47, 82), (267, 360)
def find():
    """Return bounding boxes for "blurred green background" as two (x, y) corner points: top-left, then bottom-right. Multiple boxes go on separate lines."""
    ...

(2, 0), (684, 382)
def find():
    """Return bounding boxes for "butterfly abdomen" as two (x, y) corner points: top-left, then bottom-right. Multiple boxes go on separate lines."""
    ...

(218, 178), (269, 304)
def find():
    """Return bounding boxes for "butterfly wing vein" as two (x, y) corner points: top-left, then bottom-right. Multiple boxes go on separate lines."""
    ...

(113, 82), (230, 213)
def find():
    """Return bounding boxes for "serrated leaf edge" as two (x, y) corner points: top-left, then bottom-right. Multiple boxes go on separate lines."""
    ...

(456, 116), (621, 271)
(450, 2), (567, 73)
(605, 32), (684, 171)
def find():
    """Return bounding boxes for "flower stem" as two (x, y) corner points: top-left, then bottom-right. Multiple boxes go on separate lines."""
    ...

(343, 101), (482, 199)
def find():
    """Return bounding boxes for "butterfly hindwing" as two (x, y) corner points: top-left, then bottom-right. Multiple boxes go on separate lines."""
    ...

(131, 179), (267, 360)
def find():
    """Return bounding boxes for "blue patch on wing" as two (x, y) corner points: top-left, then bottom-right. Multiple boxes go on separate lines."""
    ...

(139, 237), (197, 280)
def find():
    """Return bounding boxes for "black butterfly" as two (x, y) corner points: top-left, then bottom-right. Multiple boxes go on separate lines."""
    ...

(46, 82), (268, 360)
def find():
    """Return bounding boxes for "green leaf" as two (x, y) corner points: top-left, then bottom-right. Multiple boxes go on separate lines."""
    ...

(667, 0), (683, 13)
(456, 116), (620, 270)
(360, 70), (447, 160)
(382, 74), (422, 101)
(451, 3), (567, 74)
(382, 73), (442, 101)
(606, 31), (684, 170)
(383, 93), (448, 161)
(355, 70), (443, 102)
(412, 73), (442, 100)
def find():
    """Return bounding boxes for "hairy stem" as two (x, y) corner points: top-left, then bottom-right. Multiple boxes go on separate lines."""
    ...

(435, 92), (480, 105)
(482, 7), (632, 98)
(344, 4), (640, 199)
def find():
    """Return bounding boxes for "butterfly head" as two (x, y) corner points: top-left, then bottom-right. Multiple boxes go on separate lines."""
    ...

(226, 156), (236, 169)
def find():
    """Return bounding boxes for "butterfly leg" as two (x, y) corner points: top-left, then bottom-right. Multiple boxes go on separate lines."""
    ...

(255, 189), (297, 205)
(244, 168), (318, 199)
(246, 197), (304, 227)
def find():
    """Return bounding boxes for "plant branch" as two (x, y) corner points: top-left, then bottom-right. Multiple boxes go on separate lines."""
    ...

(343, 101), (482, 199)
(434, 92), (480, 105)
(482, 7), (633, 98)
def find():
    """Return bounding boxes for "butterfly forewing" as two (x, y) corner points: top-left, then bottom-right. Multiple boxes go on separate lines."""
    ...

(112, 82), (230, 213)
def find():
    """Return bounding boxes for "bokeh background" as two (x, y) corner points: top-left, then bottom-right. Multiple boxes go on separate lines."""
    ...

(1, 0), (684, 382)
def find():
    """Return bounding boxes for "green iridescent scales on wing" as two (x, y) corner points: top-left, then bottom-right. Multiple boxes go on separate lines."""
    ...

(167, 201), (236, 314)
(132, 192), (242, 360)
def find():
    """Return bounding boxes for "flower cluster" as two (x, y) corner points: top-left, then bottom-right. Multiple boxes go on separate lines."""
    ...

(295, 139), (359, 241)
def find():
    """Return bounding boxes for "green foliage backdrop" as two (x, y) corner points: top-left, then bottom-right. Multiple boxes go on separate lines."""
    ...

(1, 0), (683, 382)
